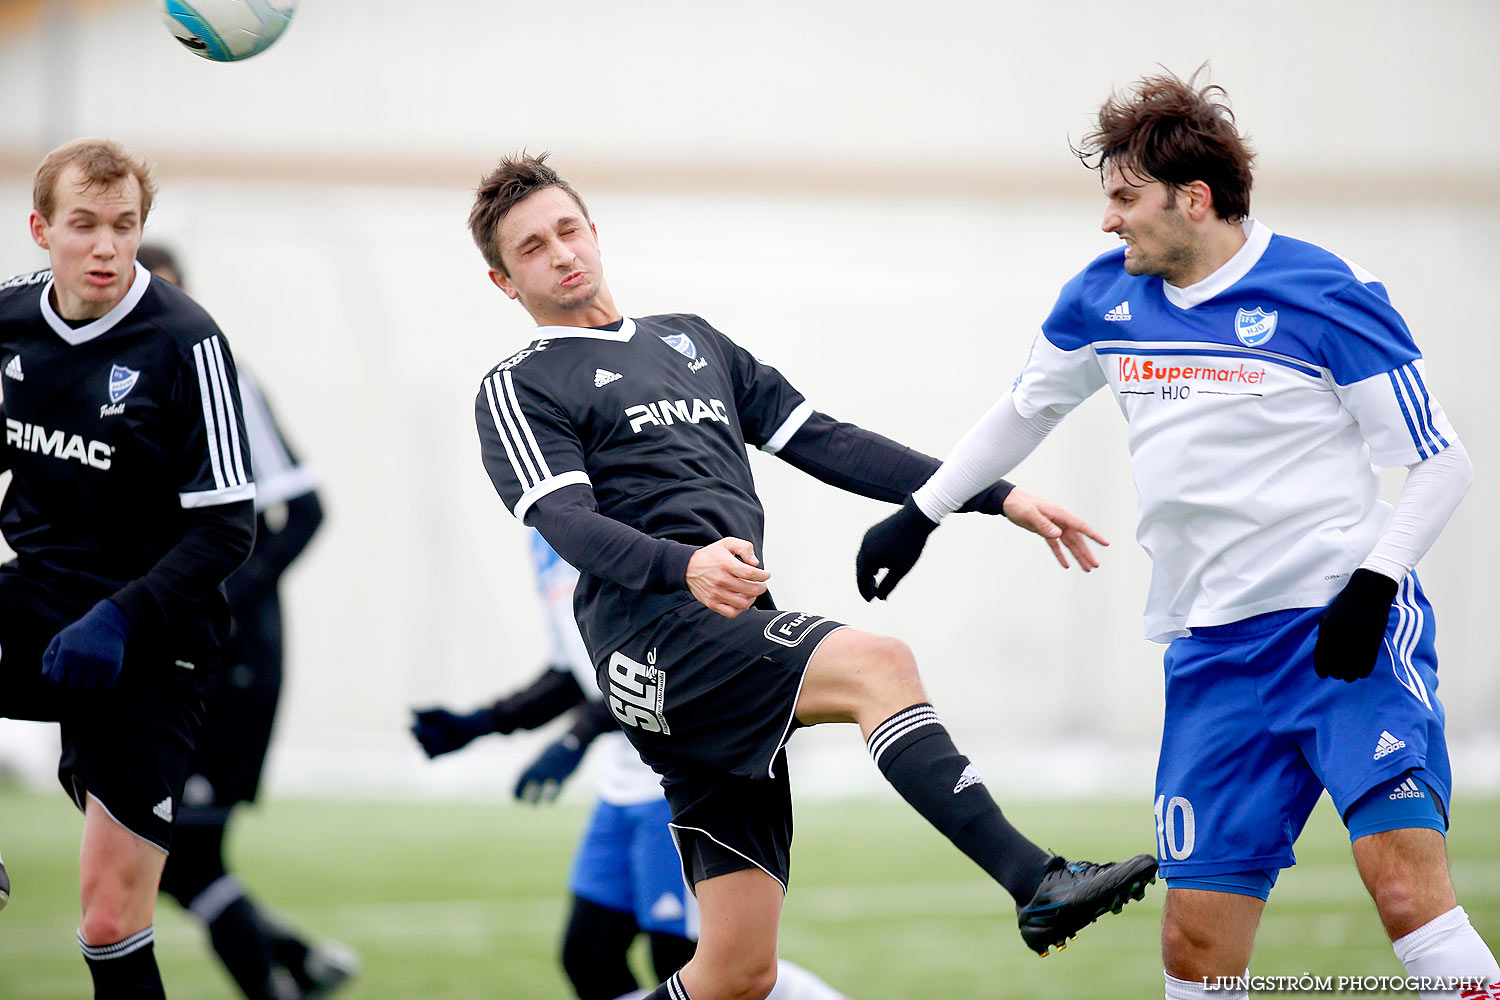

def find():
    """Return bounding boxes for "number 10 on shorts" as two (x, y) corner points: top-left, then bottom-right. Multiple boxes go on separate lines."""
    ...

(606, 649), (670, 734)
(1155, 793), (1196, 861)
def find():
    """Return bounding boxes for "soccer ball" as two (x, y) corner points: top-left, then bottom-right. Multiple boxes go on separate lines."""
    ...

(158, 0), (295, 62)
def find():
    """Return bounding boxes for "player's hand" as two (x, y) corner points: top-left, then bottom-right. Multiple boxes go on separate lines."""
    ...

(855, 498), (938, 601)
(1001, 488), (1109, 572)
(686, 538), (770, 618)
(513, 733), (587, 804)
(42, 599), (131, 692)
(1314, 569), (1398, 682)
(409, 707), (496, 758)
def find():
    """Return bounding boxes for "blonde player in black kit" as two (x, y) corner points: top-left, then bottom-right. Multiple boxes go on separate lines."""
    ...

(0, 140), (256, 1000)
(466, 153), (1158, 1000)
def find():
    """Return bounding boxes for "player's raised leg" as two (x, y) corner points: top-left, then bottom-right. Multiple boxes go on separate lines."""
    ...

(795, 627), (1156, 955)
(78, 797), (169, 999)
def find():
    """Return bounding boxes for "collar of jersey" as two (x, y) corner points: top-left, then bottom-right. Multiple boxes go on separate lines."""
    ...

(1161, 219), (1272, 310)
(529, 317), (636, 343)
(40, 260), (153, 345)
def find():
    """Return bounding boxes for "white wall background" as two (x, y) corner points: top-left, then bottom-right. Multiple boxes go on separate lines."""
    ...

(0, 0), (1495, 802)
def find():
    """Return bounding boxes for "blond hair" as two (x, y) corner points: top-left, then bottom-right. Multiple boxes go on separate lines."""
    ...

(33, 138), (157, 222)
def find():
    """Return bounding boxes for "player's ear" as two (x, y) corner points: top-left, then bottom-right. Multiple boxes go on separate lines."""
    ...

(488, 268), (519, 300)
(1184, 180), (1215, 222)
(29, 211), (49, 250)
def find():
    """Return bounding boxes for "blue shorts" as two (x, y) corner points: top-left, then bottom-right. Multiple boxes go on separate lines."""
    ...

(1154, 574), (1450, 882)
(568, 797), (696, 938)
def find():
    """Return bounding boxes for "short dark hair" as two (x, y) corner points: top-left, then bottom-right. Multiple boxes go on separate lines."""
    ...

(1074, 68), (1255, 223)
(136, 244), (183, 284)
(468, 152), (591, 275)
(33, 138), (157, 223)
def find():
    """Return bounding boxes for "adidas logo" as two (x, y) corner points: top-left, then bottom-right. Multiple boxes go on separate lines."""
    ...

(649, 892), (685, 922)
(1373, 730), (1406, 761)
(1389, 777), (1425, 801)
(152, 797), (173, 822)
(594, 368), (622, 388)
(4, 355), (22, 381)
(953, 763), (984, 794)
(1104, 301), (1132, 322)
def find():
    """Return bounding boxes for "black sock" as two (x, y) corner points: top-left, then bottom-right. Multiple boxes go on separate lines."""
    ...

(269, 934), (313, 989)
(867, 704), (1052, 902)
(648, 931), (697, 984)
(561, 896), (640, 1000)
(645, 972), (693, 1000)
(188, 876), (289, 1000)
(79, 926), (167, 1000)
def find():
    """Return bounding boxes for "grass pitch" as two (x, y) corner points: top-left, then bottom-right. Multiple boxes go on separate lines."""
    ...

(0, 785), (1495, 999)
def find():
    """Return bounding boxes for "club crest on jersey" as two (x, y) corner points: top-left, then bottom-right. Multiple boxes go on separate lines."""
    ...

(660, 331), (698, 361)
(108, 365), (140, 404)
(1234, 307), (1278, 347)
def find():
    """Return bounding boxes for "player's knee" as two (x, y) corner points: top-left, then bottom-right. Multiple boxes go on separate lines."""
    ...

(1369, 870), (1426, 932)
(720, 958), (778, 1000)
(690, 947), (778, 1000)
(862, 635), (922, 694)
(1160, 912), (1215, 969)
(78, 904), (140, 948)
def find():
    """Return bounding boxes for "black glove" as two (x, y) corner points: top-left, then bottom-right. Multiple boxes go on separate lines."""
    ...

(1313, 569), (1399, 682)
(410, 706), (502, 758)
(43, 599), (131, 691)
(514, 733), (587, 804)
(855, 497), (939, 601)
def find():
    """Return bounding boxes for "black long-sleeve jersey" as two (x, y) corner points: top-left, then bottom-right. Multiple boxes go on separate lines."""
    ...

(475, 313), (1013, 660)
(232, 368), (322, 595)
(0, 263), (256, 651)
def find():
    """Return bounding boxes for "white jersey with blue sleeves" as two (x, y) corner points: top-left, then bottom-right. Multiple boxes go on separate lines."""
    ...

(1017, 220), (1457, 642)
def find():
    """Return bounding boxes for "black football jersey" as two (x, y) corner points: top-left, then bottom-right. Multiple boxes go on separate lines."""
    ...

(0, 263), (254, 641)
(475, 314), (809, 655)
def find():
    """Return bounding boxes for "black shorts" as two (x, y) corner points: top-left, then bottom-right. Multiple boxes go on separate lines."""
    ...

(180, 589), (284, 821)
(595, 601), (846, 891)
(0, 568), (209, 851)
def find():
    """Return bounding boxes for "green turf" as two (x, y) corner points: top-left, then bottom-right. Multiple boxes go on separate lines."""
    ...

(0, 784), (1495, 999)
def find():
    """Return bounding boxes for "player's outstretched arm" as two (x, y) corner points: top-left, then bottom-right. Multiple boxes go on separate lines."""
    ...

(686, 538), (771, 619)
(411, 665), (585, 757)
(1000, 487), (1108, 572)
(771, 410), (1017, 514)
(855, 499), (936, 601)
(513, 700), (615, 804)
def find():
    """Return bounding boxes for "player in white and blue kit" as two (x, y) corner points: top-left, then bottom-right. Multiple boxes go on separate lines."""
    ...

(857, 72), (1498, 999)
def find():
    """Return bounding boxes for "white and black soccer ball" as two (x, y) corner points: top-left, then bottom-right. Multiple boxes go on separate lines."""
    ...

(158, 0), (295, 62)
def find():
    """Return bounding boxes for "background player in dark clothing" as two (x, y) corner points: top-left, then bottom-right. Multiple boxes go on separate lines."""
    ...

(465, 153), (1157, 1000)
(138, 246), (357, 1000)
(0, 139), (256, 999)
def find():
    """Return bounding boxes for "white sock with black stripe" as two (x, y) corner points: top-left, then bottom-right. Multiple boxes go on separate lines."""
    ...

(80, 925), (166, 999)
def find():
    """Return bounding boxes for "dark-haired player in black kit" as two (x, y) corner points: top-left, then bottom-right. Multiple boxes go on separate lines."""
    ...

(465, 152), (1157, 1000)
(0, 139), (256, 999)
(136, 245), (357, 1000)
